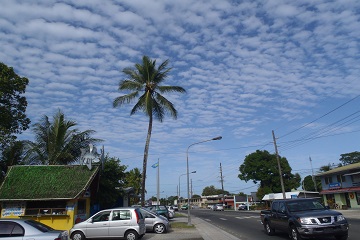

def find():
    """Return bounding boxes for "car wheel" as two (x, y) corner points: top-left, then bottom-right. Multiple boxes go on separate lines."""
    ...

(154, 223), (166, 234)
(264, 221), (275, 236)
(71, 231), (85, 240)
(335, 234), (348, 240)
(125, 230), (139, 240)
(289, 225), (302, 240)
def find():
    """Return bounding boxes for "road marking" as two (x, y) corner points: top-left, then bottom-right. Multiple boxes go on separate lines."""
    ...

(235, 216), (258, 220)
(205, 219), (212, 222)
(219, 218), (227, 221)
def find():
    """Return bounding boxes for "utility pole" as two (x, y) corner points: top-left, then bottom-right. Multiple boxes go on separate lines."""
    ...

(272, 130), (286, 199)
(220, 163), (225, 205)
(309, 156), (318, 192)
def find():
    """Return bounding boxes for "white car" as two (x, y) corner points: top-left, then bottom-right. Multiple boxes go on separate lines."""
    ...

(166, 206), (175, 219)
(70, 207), (146, 240)
(213, 204), (224, 211)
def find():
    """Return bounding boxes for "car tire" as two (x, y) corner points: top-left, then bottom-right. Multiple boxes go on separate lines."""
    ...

(154, 223), (166, 234)
(335, 234), (348, 240)
(71, 231), (85, 240)
(264, 221), (275, 236)
(125, 230), (139, 240)
(289, 225), (303, 240)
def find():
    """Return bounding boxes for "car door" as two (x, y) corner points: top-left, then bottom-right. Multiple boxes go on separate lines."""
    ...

(108, 209), (132, 237)
(85, 210), (111, 238)
(276, 202), (290, 231)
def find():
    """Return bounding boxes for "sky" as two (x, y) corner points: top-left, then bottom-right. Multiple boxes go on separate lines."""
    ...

(1, 0), (360, 200)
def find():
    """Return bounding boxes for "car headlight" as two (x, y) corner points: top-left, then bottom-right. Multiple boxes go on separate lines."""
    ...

(299, 217), (317, 225)
(336, 215), (346, 222)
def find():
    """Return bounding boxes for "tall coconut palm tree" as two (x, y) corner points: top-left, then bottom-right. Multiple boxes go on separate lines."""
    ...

(24, 109), (101, 165)
(113, 56), (186, 206)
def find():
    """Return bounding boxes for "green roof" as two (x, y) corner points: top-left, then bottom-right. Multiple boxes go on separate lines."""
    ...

(315, 162), (360, 176)
(0, 165), (99, 201)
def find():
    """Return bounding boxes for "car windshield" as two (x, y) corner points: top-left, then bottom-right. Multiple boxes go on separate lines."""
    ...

(287, 200), (326, 212)
(25, 220), (54, 232)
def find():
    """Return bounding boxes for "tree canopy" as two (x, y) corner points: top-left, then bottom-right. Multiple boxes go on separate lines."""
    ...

(238, 150), (301, 199)
(202, 185), (229, 196)
(24, 109), (101, 165)
(95, 156), (128, 209)
(302, 175), (322, 192)
(0, 62), (30, 149)
(113, 56), (186, 206)
(339, 151), (360, 165)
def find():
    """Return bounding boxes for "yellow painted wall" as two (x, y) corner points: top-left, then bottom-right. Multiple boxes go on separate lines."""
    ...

(0, 198), (91, 231)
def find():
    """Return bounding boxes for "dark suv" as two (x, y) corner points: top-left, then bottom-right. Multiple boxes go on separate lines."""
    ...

(145, 205), (169, 219)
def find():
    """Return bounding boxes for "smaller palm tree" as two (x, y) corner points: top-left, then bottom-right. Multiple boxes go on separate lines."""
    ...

(24, 109), (101, 165)
(113, 56), (186, 206)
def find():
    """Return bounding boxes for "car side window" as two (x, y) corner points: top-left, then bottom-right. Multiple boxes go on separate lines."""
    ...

(0, 222), (25, 237)
(112, 210), (121, 221)
(119, 210), (131, 220)
(278, 202), (286, 213)
(93, 211), (111, 222)
(272, 202), (279, 212)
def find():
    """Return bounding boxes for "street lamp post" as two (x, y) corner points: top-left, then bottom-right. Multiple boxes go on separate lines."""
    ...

(186, 136), (222, 226)
(178, 171), (196, 204)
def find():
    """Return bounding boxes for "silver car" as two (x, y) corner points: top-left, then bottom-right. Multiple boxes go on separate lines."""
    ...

(139, 207), (170, 234)
(0, 218), (68, 240)
(70, 207), (146, 240)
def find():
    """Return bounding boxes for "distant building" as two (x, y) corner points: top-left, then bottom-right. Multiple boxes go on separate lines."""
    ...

(316, 162), (360, 209)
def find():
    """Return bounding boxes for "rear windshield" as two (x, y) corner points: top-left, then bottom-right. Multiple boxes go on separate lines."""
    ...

(25, 220), (54, 232)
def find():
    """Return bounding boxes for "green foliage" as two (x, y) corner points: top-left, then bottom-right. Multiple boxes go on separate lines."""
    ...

(339, 151), (360, 165)
(24, 109), (101, 165)
(202, 185), (228, 196)
(0, 62), (30, 148)
(303, 175), (322, 192)
(113, 56), (186, 206)
(95, 156), (127, 209)
(0, 141), (26, 183)
(238, 150), (301, 199)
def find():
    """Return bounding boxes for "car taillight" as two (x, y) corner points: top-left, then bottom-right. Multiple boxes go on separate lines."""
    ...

(135, 210), (140, 224)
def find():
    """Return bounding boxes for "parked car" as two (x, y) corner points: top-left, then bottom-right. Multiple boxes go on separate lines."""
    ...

(70, 207), (146, 240)
(0, 218), (69, 240)
(212, 204), (224, 211)
(180, 204), (188, 210)
(139, 208), (170, 234)
(171, 205), (179, 211)
(144, 205), (170, 219)
(238, 203), (249, 210)
(166, 206), (175, 219)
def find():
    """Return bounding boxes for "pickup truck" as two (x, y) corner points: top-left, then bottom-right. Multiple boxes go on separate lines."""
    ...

(260, 198), (349, 240)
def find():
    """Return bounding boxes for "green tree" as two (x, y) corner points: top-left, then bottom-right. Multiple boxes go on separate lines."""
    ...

(202, 185), (228, 196)
(238, 150), (301, 199)
(124, 167), (142, 205)
(0, 141), (26, 183)
(24, 109), (101, 165)
(302, 175), (322, 192)
(0, 62), (30, 149)
(96, 156), (128, 209)
(113, 56), (186, 206)
(339, 151), (360, 166)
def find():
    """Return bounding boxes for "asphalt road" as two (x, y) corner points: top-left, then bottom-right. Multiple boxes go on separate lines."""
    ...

(189, 209), (359, 240)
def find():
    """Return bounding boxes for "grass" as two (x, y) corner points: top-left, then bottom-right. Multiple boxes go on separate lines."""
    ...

(171, 222), (195, 228)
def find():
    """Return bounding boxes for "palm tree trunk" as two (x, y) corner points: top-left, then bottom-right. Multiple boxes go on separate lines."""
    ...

(141, 114), (153, 206)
